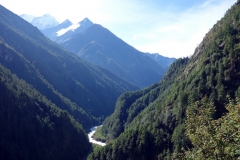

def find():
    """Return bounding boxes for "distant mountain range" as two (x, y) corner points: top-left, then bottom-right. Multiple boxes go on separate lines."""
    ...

(20, 14), (176, 88)
(60, 24), (169, 88)
(45, 18), (175, 88)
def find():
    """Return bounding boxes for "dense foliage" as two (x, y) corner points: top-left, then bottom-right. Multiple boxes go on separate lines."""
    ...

(0, 5), (138, 129)
(101, 82), (170, 141)
(181, 97), (240, 159)
(89, 1), (240, 159)
(89, 58), (190, 159)
(0, 64), (91, 159)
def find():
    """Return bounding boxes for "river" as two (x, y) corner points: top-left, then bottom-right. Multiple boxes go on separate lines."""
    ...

(88, 126), (106, 146)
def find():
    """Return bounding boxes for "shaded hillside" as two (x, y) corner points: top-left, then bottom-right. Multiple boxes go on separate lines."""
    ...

(59, 24), (166, 88)
(88, 1), (240, 159)
(0, 5), (138, 129)
(0, 64), (91, 160)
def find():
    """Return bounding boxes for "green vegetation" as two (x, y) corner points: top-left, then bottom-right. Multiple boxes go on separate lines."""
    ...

(92, 126), (107, 142)
(101, 82), (171, 141)
(88, 1), (240, 159)
(181, 96), (240, 159)
(0, 64), (91, 159)
(88, 58), (190, 160)
(0, 4), (139, 159)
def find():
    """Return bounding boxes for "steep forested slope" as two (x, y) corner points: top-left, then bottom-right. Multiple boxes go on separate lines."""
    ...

(0, 64), (91, 160)
(88, 1), (240, 159)
(100, 58), (188, 141)
(0, 5), (138, 129)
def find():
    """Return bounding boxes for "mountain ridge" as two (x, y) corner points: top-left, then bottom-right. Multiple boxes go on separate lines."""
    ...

(59, 23), (167, 88)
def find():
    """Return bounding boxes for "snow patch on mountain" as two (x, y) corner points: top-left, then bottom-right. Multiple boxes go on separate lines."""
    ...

(57, 23), (80, 36)
(56, 18), (93, 37)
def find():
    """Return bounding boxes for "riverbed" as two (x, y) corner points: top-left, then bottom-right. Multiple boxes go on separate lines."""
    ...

(88, 126), (106, 146)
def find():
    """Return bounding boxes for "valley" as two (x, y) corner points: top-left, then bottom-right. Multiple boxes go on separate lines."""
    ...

(0, 0), (239, 160)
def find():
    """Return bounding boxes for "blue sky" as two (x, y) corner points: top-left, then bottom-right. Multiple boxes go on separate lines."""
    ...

(0, 0), (237, 58)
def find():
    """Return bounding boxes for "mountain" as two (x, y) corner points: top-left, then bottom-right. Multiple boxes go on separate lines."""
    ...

(0, 63), (91, 160)
(20, 14), (59, 30)
(59, 24), (167, 88)
(20, 14), (36, 23)
(145, 52), (176, 70)
(55, 18), (94, 43)
(0, 4), (138, 131)
(31, 14), (59, 30)
(88, 1), (240, 159)
(41, 19), (73, 41)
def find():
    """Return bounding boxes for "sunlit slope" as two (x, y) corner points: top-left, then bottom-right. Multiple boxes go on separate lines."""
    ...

(88, 1), (240, 159)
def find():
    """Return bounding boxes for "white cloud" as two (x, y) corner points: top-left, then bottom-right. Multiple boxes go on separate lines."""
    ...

(132, 0), (237, 58)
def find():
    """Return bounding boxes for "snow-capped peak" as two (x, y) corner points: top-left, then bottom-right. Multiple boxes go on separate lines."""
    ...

(31, 14), (59, 30)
